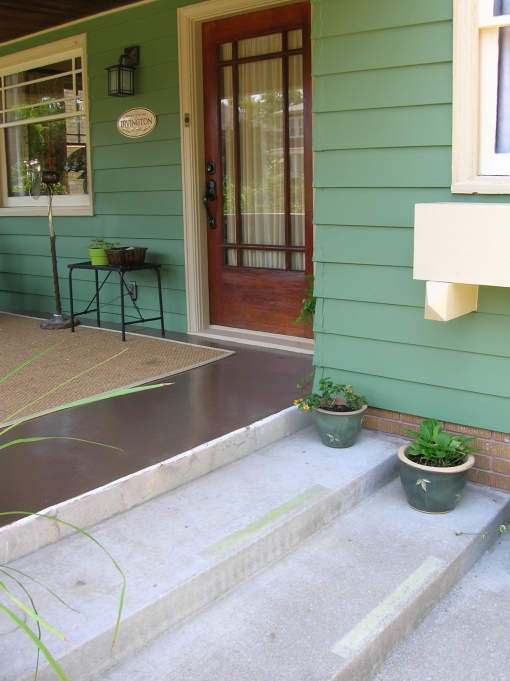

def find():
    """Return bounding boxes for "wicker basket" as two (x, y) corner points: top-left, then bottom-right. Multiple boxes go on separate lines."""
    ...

(106, 247), (147, 266)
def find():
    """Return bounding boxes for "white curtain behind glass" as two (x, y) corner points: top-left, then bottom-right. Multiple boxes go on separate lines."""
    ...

(496, 0), (510, 152)
(239, 43), (284, 269)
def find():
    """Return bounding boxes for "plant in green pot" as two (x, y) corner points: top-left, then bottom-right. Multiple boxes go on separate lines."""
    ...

(295, 376), (368, 448)
(88, 238), (120, 265)
(399, 419), (477, 514)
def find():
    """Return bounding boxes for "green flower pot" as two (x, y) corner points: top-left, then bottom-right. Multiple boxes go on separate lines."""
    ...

(313, 404), (367, 448)
(88, 248), (109, 266)
(398, 444), (475, 514)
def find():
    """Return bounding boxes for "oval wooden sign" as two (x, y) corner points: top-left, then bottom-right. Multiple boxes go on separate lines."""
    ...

(117, 108), (157, 138)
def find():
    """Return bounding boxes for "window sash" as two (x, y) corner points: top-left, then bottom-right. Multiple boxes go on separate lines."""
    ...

(0, 39), (90, 210)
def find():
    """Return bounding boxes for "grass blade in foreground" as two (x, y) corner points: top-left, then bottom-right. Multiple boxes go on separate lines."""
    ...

(0, 349), (173, 678)
(0, 512), (126, 648)
(0, 605), (68, 681)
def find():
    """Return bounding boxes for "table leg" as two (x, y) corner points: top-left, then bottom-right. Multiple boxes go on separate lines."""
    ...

(69, 268), (75, 332)
(120, 271), (126, 341)
(95, 269), (101, 327)
(155, 267), (165, 337)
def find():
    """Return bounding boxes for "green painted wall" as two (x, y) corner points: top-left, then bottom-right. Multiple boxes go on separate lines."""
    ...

(2, 0), (510, 433)
(311, 0), (510, 432)
(0, 0), (192, 332)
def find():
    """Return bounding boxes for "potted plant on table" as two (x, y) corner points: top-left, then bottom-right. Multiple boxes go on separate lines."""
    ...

(398, 418), (477, 513)
(295, 376), (368, 448)
(88, 238), (120, 265)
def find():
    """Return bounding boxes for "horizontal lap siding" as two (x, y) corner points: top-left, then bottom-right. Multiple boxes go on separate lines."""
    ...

(311, 0), (510, 432)
(0, 0), (187, 332)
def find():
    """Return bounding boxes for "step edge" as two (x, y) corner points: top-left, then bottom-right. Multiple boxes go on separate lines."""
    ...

(328, 497), (510, 681)
(15, 454), (399, 681)
(0, 406), (313, 564)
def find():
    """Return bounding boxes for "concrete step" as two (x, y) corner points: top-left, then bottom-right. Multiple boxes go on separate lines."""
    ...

(369, 527), (510, 681)
(0, 415), (401, 681)
(94, 479), (510, 681)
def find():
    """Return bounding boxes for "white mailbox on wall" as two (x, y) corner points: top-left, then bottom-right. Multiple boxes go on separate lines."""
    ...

(414, 203), (510, 321)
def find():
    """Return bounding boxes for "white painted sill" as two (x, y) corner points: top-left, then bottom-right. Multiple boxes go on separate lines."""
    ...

(0, 206), (93, 217)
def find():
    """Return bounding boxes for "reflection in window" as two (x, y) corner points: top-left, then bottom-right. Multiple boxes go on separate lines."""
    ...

(494, 0), (510, 15)
(0, 53), (88, 200)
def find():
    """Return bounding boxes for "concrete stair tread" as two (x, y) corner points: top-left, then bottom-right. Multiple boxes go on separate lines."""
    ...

(94, 480), (510, 681)
(369, 530), (510, 681)
(0, 426), (401, 681)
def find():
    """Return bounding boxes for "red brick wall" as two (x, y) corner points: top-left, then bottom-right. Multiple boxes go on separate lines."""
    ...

(363, 408), (510, 492)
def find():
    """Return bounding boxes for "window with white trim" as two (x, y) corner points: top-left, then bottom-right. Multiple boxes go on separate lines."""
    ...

(0, 36), (90, 211)
(453, 0), (510, 193)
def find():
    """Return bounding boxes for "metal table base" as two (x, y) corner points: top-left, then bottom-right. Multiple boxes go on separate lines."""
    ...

(68, 261), (165, 341)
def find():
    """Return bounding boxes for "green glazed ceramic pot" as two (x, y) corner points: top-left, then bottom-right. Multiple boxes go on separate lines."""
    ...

(313, 404), (367, 448)
(398, 444), (475, 514)
(88, 248), (108, 266)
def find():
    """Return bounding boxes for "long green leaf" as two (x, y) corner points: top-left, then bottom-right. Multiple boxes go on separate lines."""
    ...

(0, 568), (43, 680)
(0, 581), (68, 641)
(0, 436), (122, 452)
(0, 604), (68, 681)
(0, 343), (62, 387)
(0, 382), (172, 434)
(1, 566), (79, 614)
(0, 512), (125, 647)
(3, 347), (130, 422)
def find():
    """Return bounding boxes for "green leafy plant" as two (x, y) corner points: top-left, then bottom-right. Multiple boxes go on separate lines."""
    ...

(88, 238), (120, 250)
(294, 373), (367, 413)
(294, 274), (316, 327)
(403, 418), (478, 468)
(0, 345), (171, 680)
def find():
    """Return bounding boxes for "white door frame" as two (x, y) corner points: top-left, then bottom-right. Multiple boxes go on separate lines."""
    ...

(177, 0), (306, 335)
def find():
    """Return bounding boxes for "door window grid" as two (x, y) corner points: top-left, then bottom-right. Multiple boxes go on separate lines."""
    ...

(218, 29), (305, 270)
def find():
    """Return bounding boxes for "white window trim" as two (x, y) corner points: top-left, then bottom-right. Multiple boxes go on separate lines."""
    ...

(452, 0), (510, 193)
(0, 34), (93, 216)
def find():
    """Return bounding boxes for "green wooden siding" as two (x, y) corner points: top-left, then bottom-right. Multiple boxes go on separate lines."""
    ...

(0, 0), (190, 332)
(2, 0), (510, 433)
(312, 0), (510, 432)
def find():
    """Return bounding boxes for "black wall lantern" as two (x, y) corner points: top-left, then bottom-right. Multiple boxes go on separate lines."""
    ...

(106, 46), (139, 97)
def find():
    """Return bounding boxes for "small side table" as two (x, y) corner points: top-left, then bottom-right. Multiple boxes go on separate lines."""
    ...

(68, 261), (165, 341)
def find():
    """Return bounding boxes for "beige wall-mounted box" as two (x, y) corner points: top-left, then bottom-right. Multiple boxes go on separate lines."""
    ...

(414, 203), (510, 288)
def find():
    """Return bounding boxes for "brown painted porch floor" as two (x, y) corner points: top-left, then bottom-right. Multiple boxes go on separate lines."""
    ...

(0, 313), (312, 528)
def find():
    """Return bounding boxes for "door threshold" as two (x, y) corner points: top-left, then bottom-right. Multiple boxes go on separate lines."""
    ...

(192, 326), (314, 355)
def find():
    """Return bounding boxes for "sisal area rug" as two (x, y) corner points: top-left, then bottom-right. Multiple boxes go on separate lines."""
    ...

(0, 313), (233, 425)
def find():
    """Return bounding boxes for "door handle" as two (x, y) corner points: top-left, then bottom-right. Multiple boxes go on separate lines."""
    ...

(203, 180), (217, 229)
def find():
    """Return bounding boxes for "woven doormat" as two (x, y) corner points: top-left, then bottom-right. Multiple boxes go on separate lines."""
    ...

(0, 313), (233, 425)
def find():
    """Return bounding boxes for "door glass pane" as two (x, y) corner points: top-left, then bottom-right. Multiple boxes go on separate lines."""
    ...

(219, 43), (233, 61)
(238, 33), (282, 58)
(224, 249), (237, 266)
(242, 250), (285, 269)
(287, 29), (303, 50)
(289, 55), (305, 248)
(239, 57), (284, 262)
(220, 66), (236, 244)
(291, 252), (305, 271)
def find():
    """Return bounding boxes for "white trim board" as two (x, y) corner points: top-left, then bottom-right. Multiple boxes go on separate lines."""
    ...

(452, 0), (510, 193)
(193, 325), (314, 354)
(177, 0), (310, 334)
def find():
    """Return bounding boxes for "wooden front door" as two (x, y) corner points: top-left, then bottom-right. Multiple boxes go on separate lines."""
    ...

(202, 3), (312, 337)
